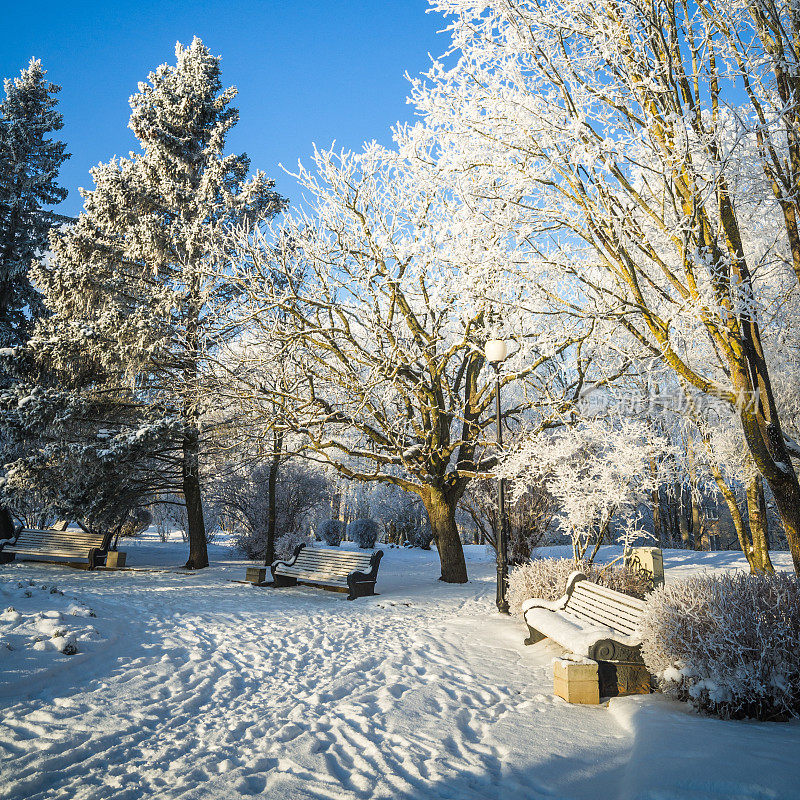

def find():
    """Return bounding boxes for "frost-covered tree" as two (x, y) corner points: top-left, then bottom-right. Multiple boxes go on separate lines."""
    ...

(15, 39), (284, 568)
(209, 459), (329, 560)
(0, 59), (69, 349)
(415, 0), (800, 573)
(224, 143), (590, 583)
(502, 417), (670, 563)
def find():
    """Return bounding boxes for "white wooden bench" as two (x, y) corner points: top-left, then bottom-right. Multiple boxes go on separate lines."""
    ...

(0, 525), (111, 570)
(522, 571), (650, 695)
(271, 545), (383, 600)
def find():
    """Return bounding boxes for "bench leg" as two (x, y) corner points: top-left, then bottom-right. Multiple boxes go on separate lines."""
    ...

(87, 548), (103, 571)
(272, 574), (298, 588)
(347, 579), (376, 600)
(0, 551), (15, 565)
(524, 624), (546, 646)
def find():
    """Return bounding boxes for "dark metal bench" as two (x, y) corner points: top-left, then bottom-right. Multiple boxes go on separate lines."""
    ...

(271, 544), (383, 600)
(522, 571), (650, 695)
(0, 524), (111, 570)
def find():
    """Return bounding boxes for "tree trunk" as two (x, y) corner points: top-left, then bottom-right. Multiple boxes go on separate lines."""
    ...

(182, 426), (208, 569)
(422, 486), (468, 583)
(708, 462), (758, 572)
(746, 473), (774, 574)
(686, 441), (701, 549)
(733, 361), (800, 573)
(264, 429), (282, 567)
(679, 484), (691, 548)
(0, 507), (16, 539)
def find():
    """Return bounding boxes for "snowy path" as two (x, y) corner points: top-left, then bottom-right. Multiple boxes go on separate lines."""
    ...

(1, 542), (798, 800)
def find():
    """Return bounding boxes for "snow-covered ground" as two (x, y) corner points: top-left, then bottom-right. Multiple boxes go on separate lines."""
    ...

(0, 536), (797, 800)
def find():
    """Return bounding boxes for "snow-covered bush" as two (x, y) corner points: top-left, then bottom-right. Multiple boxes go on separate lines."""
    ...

(119, 508), (152, 538)
(317, 519), (344, 546)
(347, 518), (380, 549)
(274, 529), (312, 561)
(406, 526), (434, 550)
(507, 557), (650, 616)
(641, 572), (800, 720)
(211, 461), (329, 559)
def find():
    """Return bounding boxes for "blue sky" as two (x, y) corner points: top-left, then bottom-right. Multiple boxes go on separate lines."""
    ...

(1, 0), (448, 217)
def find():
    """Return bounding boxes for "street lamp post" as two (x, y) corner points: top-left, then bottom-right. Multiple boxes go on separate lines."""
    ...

(485, 338), (510, 614)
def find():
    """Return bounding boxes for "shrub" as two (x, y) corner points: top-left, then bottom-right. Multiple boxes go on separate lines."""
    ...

(274, 529), (312, 561)
(640, 572), (800, 720)
(119, 508), (153, 538)
(406, 527), (434, 549)
(347, 518), (380, 549)
(507, 557), (650, 616)
(317, 519), (345, 546)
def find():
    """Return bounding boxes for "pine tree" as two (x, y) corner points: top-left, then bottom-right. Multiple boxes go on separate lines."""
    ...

(24, 38), (285, 568)
(0, 59), (69, 349)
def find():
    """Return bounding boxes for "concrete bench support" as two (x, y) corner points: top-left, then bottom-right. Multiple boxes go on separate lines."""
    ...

(553, 656), (600, 705)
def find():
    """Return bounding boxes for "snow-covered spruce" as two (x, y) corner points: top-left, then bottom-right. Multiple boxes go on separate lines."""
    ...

(6, 38), (286, 570)
(507, 557), (650, 616)
(640, 572), (800, 720)
(317, 519), (344, 547)
(347, 519), (380, 549)
(0, 58), (68, 350)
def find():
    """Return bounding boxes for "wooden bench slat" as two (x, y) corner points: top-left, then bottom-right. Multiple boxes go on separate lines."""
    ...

(569, 591), (644, 619)
(566, 605), (638, 635)
(294, 553), (373, 564)
(292, 558), (371, 569)
(8, 547), (97, 553)
(566, 608), (638, 636)
(275, 568), (350, 581)
(291, 559), (373, 570)
(17, 532), (105, 542)
(566, 594), (638, 623)
(567, 591), (641, 623)
(14, 534), (102, 540)
(575, 582), (646, 611)
(289, 554), (371, 564)
(277, 567), (349, 577)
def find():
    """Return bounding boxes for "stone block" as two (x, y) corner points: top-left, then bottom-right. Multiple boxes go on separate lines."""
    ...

(246, 567), (267, 584)
(105, 550), (126, 569)
(553, 656), (600, 704)
(625, 546), (664, 588)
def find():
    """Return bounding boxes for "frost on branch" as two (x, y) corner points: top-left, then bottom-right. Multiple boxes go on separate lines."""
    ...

(501, 418), (669, 561)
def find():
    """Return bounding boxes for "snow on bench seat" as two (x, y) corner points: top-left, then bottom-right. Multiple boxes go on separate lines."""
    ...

(521, 571), (646, 663)
(271, 545), (383, 600)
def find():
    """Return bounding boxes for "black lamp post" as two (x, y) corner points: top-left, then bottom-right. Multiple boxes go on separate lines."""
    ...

(485, 338), (510, 614)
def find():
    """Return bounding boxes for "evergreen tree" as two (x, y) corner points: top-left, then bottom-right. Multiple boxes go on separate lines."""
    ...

(20, 38), (285, 568)
(0, 59), (69, 349)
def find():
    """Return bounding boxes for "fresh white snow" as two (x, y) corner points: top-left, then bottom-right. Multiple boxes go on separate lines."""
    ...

(0, 537), (798, 800)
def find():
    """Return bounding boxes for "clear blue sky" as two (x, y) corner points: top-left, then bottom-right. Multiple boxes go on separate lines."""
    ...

(1, 0), (449, 216)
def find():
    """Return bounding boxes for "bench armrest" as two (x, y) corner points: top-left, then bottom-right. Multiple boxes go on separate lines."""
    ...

(520, 570), (588, 614)
(270, 543), (306, 573)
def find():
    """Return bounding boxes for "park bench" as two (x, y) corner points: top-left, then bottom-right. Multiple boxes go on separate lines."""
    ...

(522, 571), (650, 697)
(271, 544), (384, 600)
(0, 523), (111, 570)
